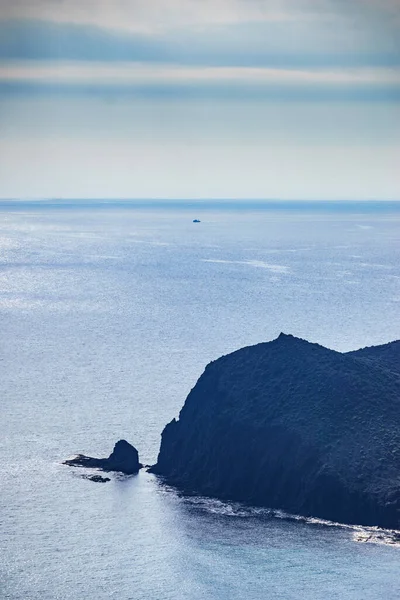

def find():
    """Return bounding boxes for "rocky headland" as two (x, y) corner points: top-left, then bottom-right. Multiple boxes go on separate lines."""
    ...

(64, 439), (142, 475)
(151, 334), (400, 529)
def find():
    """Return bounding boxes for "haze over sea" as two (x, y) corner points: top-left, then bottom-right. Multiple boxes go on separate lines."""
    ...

(1, 200), (400, 600)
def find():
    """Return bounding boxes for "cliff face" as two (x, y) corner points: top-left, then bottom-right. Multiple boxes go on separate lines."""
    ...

(151, 334), (400, 529)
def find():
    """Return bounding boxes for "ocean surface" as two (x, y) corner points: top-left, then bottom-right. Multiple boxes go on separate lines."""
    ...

(1, 200), (400, 600)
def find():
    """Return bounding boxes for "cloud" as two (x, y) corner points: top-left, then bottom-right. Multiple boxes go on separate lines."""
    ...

(0, 1), (334, 32)
(2, 80), (399, 103)
(0, 14), (398, 68)
(3, 62), (398, 86)
(1, 61), (399, 102)
(0, 1), (399, 34)
(0, 1), (398, 201)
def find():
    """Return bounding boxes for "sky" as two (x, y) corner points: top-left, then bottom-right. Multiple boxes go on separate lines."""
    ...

(0, 0), (399, 200)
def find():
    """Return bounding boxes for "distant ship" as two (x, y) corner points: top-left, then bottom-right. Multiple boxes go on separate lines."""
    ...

(193, 219), (201, 223)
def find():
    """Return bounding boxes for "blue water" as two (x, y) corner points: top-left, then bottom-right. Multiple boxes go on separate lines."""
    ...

(1, 202), (399, 599)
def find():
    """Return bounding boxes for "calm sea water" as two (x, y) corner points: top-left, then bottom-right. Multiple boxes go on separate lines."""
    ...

(1, 201), (400, 600)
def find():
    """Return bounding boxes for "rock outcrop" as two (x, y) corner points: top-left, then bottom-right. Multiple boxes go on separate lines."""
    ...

(85, 475), (111, 483)
(65, 439), (142, 475)
(151, 334), (400, 529)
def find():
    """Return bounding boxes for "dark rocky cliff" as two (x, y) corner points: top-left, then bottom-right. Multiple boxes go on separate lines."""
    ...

(151, 334), (400, 529)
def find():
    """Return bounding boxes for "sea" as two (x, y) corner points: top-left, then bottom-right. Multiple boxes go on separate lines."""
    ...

(1, 200), (400, 600)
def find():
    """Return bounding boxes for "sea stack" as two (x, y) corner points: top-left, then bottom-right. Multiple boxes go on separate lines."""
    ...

(151, 335), (400, 529)
(64, 439), (142, 475)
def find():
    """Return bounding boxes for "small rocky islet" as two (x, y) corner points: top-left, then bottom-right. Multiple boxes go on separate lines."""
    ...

(64, 439), (142, 477)
(65, 334), (400, 530)
(84, 474), (111, 483)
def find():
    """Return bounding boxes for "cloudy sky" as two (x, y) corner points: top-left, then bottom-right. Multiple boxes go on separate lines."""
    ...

(0, 0), (399, 199)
